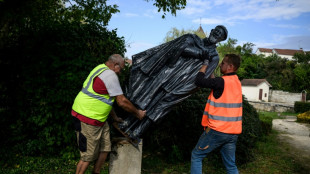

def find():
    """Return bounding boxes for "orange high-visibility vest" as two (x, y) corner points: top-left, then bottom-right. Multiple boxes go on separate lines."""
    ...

(202, 75), (243, 134)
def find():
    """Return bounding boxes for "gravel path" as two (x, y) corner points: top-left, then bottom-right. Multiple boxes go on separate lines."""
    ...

(272, 116), (310, 171)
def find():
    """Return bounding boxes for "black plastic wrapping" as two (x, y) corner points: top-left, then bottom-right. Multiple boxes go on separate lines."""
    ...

(118, 33), (223, 139)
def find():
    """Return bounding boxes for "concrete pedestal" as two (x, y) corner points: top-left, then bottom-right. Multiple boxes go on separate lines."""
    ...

(109, 137), (143, 174)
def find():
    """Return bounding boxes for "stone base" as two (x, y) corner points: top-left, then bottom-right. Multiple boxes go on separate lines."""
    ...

(109, 137), (143, 174)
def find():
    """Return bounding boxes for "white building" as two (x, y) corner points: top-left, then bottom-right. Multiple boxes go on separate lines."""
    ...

(255, 48), (304, 60)
(241, 79), (272, 102)
(255, 48), (273, 57)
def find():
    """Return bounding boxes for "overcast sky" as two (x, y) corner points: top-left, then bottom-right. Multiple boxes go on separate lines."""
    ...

(107, 0), (310, 59)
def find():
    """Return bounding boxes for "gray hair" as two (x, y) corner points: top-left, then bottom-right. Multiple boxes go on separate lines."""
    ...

(108, 54), (124, 65)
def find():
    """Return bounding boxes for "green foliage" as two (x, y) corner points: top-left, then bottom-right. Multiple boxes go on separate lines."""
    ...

(0, 0), (125, 156)
(216, 38), (309, 93)
(294, 101), (310, 113)
(2, 130), (307, 174)
(215, 38), (239, 76)
(217, 38), (239, 58)
(142, 88), (207, 162)
(143, 90), (264, 164)
(258, 112), (274, 135)
(66, 0), (119, 26)
(293, 52), (310, 64)
(293, 63), (310, 91)
(236, 96), (263, 164)
(0, 149), (82, 174)
(163, 27), (206, 43)
(238, 54), (267, 80)
(0, 0), (191, 158)
(145, 0), (186, 18)
(264, 55), (296, 91)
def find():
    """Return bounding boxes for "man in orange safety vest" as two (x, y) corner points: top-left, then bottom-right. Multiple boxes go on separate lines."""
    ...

(191, 54), (242, 174)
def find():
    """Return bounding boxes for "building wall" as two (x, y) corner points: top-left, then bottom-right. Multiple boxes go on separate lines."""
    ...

(255, 50), (272, 57)
(269, 90), (302, 104)
(242, 82), (270, 102)
(242, 86), (257, 101)
(278, 55), (294, 60)
(249, 101), (294, 112)
(255, 50), (294, 60)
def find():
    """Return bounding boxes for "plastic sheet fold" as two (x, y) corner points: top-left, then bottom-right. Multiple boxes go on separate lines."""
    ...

(116, 25), (228, 139)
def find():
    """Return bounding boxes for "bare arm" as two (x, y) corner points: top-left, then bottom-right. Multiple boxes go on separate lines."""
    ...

(199, 65), (208, 73)
(110, 109), (123, 123)
(115, 94), (146, 120)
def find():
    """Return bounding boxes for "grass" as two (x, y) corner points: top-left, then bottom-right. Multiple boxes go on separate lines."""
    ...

(1, 111), (307, 174)
(258, 111), (298, 119)
(0, 154), (109, 174)
(141, 130), (307, 174)
(239, 131), (307, 174)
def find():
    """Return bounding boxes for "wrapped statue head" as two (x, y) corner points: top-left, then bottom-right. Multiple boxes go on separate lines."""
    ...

(207, 25), (228, 44)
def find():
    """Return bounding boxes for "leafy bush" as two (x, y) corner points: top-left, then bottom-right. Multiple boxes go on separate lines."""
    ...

(297, 111), (310, 124)
(141, 88), (207, 162)
(258, 112), (273, 135)
(0, 22), (125, 155)
(236, 96), (263, 164)
(294, 101), (310, 113)
(142, 91), (263, 164)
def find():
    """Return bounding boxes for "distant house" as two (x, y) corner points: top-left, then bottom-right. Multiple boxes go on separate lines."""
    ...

(241, 79), (272, 102)
(255, 48), (304, 60)
(255, 48), (273, 57)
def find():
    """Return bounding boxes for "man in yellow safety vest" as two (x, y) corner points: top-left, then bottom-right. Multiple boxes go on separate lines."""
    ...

(71, 54), (146, 174)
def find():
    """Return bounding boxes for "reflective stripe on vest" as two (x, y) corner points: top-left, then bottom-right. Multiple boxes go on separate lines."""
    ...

(72, 64), (114, 122)
(80, 67), (113, 106)
(203, 111), (242, 121)
(201, 75), (243, 134)
(206, 100), (242, 108)
(81, 87), (113, 106)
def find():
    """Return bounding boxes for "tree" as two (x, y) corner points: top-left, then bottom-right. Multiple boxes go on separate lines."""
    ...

(141, 28), (264, 163)
(263, 55), (297, 91)
(293, 52), (310, 64)
(0, 0), (190, 156)
(241, 42), (255, 56)
(216, 38), (239, 58)
(238, 54), (266, 80)
(0, 0), (126, 155)
(292, 52), (310, 93)
(163, 27), (206, 43)
(145, 0), (186, 18)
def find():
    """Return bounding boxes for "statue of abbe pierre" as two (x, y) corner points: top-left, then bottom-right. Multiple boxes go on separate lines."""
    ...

(113, 25), (228, 144)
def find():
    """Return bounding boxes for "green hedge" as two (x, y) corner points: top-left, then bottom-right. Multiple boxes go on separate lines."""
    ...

(0, 22), (126, 156)
(294, 101), (310, 113)
(258, 113), (273, 135)
(139, 92), (264, 164)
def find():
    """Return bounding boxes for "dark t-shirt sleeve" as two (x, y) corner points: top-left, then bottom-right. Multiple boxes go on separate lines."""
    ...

(195, 72), (224, 99)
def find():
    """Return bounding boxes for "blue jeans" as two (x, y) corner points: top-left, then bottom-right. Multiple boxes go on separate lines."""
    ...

(191, 129), (239, 174)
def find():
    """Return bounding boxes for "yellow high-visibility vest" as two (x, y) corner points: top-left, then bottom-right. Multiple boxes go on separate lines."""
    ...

(72, 64), (114, 122)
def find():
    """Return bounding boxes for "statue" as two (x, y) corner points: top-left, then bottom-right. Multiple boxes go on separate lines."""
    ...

(113, 25), (228, 144)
